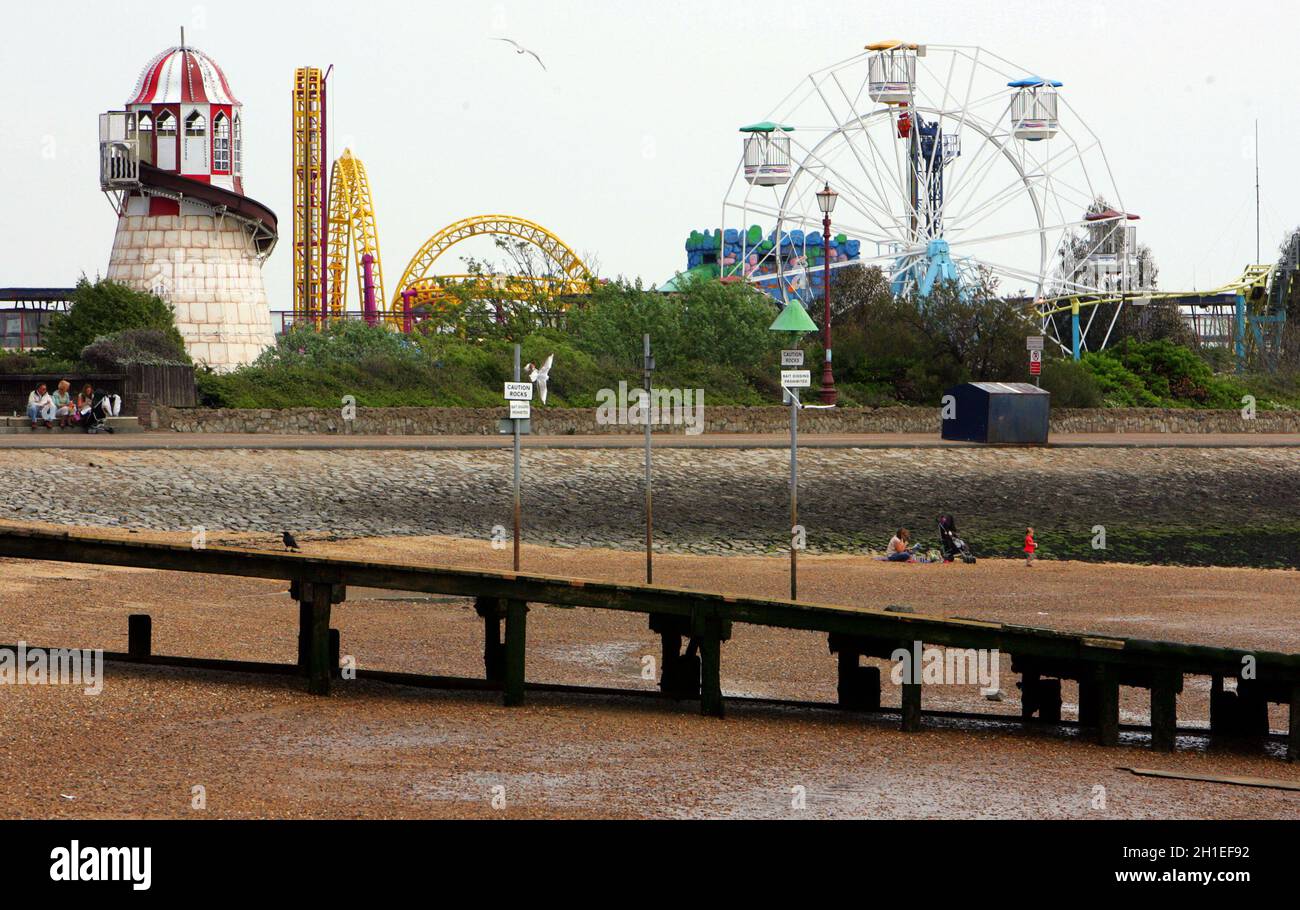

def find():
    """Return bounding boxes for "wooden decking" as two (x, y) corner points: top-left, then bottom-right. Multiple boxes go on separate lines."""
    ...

(0, 524), (1295, 760)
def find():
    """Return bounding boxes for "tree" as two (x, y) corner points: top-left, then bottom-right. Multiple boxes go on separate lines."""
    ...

(44, 278), (186, 363)
(900, 271), (1036, 381)
(673, 275), (781, 367)
(826, 265), (1037, 403)
(567, 276), (778, 370)
(430, 236), (597, 342)
(565, 279), (680, 368)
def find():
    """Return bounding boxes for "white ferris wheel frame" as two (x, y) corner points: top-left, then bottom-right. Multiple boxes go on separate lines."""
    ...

(721, 43), (1133, 353)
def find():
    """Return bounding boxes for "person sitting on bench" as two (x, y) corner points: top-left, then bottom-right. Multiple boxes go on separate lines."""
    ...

(77, 384), (95, 421)
(26, 383), (54, 429)
(52, 380), (75, 427)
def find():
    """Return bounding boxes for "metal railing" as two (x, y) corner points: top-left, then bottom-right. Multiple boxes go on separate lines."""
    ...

(99, 140), (140, 189)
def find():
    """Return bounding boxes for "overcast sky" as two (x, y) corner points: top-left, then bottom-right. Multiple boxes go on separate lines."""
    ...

(2, 0), (1296, 306)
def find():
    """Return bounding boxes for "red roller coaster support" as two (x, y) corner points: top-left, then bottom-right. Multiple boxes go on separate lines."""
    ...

(362, 253), (377, 326)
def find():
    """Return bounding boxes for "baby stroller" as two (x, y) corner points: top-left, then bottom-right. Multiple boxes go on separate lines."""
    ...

(938, 515), (976, 564)
(81, 391), (122, 434)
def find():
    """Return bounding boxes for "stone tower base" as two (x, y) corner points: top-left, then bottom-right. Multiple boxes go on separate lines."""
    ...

(106, 213), (276, 371)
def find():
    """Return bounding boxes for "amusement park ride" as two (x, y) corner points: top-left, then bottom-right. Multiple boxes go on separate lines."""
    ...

(97, 39), (279, 370)
(289, 67), (593, 333)
(0, 35), (1280, 375)
(724, 40), (1288, 371)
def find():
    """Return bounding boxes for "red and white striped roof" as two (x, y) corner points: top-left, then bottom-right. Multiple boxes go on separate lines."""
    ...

(128, 46), (239, 106)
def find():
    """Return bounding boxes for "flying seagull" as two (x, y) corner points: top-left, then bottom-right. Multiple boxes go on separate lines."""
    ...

(493, 37), (547, 71)
(525, 354), (554, 405)
(282, 531), (301, 552)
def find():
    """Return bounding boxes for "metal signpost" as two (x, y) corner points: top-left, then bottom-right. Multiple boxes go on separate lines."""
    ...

(780, 366), (812, 599)
(643, 334), (654, 584)
(1027, 335), (1044, 385)
(503, 347), (533, 571)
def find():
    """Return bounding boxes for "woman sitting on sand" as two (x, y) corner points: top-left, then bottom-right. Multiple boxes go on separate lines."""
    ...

(885, 529), (914, 563)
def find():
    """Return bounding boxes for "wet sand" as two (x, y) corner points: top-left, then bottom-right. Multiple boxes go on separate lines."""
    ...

(0, 525), (1297, 819)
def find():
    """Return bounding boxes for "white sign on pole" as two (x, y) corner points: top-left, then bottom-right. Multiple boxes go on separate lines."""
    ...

(781, 350), (805, 367)
(504, 382), (534, 401)
(509, 401), (531, 420)
(781, 370), (812, 389)
(1026, 335), (1045, 351)
(1029, 349), (1043, 364)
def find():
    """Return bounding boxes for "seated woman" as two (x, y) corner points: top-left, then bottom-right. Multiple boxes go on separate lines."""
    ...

(77, 384), (95, 427)
(885, 528), (914, 562)
(26, 383), (54, 429)
(51, 380), (74, 427)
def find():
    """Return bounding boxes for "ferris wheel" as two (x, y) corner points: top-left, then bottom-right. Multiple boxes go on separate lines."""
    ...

(723, 41), (1132, 348)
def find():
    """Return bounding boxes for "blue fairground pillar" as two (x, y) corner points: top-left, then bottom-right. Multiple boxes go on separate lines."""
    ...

(1071, 299), (1081, 362)
(1234, 291), (1247, 374)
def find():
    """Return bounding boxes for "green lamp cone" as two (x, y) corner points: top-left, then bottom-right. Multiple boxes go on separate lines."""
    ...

(769, 301), (818, 334)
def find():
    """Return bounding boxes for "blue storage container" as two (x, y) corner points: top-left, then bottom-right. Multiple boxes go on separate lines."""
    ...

(941, 383), (1051, 445)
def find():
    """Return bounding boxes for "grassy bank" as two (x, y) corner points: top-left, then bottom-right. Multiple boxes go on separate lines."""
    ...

(184, 279), (1300, 412)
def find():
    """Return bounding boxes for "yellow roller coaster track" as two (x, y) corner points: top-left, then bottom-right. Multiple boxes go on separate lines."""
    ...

(1034, 264), (1275, 318)
(392, 214), (593, 313)
(327, 149), (385, 315)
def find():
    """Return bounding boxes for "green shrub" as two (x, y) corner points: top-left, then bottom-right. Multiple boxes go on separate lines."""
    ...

(0, 350), (80, 376)
(1039, 357), (1103, 407)
(672, 276), (783, 368)
(256, 320), (425, 370)
(1081, 340), (1251, 409)
(569, 276), (779, 371)
(44, 279), (184, 363)
(566, 281), (682, 368)
(0, 352), (42, 375)
(81, 327), (190, 370)
(191, 274), (1277, 413)
(1080, 351), (1163, 407)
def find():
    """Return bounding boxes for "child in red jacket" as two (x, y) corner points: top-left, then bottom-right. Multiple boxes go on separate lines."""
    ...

(1024, 527), (1036, 567)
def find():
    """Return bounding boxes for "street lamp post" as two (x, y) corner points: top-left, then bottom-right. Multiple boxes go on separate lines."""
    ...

(816, 183), (839, 406)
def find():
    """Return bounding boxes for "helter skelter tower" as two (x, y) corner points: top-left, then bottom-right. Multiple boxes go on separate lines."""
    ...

(99, 40), (278, 370)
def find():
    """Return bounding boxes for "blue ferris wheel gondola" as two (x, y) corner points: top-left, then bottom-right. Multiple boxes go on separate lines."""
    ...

(1008, 76), (1063, 141)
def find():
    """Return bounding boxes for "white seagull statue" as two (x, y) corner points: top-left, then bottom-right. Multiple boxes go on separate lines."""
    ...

(493, 38), (547, 71)
(525, 354), (554, 405)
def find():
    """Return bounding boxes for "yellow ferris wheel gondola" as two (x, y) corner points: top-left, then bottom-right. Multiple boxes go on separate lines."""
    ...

(865, 40), (921, 104)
